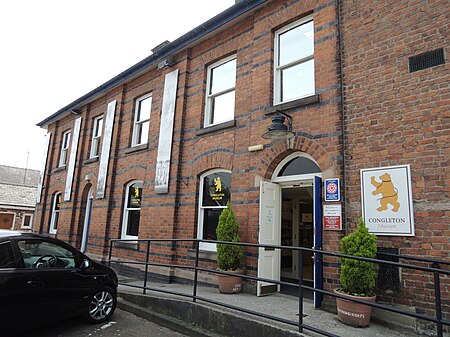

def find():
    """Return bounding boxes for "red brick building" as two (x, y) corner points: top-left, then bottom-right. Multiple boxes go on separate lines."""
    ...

(35, 0), (448, 330)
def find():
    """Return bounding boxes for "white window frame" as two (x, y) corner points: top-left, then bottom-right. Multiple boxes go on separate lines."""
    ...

(131, 93), (152, 146)
(49, 192), (61, 234)
(121, 180), (143, 240)
(21, 214), (33, 229)
(197, 169), (231, 251)
(90, 115), (104, 158)
(204, 55), (237, 127)
(274, 16), (315, 105)
(59, 131), (71, 167)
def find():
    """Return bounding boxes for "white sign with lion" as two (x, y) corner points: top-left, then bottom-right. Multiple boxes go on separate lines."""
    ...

(361, 164), (414, 236)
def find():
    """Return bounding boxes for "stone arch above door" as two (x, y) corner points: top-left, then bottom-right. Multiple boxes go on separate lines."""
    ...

(260, 136), (334, 180)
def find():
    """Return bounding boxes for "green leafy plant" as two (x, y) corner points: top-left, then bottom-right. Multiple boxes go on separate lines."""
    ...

(216, 202), (244, 271)
(339, 218), (378, 296)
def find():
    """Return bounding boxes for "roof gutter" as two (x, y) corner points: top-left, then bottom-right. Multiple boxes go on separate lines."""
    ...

(37, 0), (267, 128)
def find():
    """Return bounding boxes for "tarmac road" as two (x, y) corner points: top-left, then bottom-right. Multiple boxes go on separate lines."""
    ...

(14, 308), (188, 337)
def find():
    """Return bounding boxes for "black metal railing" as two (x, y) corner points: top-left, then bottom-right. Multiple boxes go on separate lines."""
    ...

(108, 239), (449, 337)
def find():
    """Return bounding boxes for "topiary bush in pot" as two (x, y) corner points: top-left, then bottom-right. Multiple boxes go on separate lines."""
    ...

(216, 202), (244, 293)
(335, 218), (378, 327)
(339, 218), (378, 296)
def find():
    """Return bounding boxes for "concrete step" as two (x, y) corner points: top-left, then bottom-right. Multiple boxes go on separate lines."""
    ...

(118, 291), (305, 337)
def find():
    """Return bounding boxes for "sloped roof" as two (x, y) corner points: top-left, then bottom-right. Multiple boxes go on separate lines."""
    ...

(0, 184), (37, 208)
(0, 165), (40, 208)
(0, 165), (40, 187)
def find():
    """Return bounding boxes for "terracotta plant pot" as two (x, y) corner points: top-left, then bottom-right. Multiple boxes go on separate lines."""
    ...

(218, 270), (244, 294)
(334, 289), (376, 327)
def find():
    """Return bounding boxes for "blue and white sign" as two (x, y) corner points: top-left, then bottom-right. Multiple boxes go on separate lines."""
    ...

(324, 178), (340, 202)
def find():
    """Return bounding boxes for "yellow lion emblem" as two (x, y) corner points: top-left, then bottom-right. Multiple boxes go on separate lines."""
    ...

(214, 177), (222, 192)
(371, 173), (400, 212)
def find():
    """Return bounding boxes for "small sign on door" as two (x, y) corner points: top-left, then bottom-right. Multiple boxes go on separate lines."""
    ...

(323, 204), (342, 230)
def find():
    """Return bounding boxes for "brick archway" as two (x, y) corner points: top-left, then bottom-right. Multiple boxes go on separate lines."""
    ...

(193, 151), (233, 176)
(261, 136), (334, 179)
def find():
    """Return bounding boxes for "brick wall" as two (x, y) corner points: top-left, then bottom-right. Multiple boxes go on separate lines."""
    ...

(341, 0), (449, 326)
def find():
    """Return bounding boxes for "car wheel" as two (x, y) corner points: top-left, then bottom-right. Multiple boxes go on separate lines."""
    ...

(85, 286), (116, 324)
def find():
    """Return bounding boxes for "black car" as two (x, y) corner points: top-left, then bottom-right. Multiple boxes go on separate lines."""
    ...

(0, 230), (118, 336)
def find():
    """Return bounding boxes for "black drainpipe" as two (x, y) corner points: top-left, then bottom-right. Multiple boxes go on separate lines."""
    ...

(336, 0), (347, 232)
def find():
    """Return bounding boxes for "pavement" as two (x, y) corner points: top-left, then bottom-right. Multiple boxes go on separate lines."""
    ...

(116, 279), (428, 337)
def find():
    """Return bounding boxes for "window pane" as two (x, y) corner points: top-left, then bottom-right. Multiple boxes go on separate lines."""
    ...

(18, 240), (75, 269)
(0, 242), (15, 268)
(210, 91), (235, 125)
(281, 59), (315, 101)
(140, 121), (149, 144)
(23, 215), (31, 227)
(92, 138), (100, 157)
(279, 20), (314, 66)
(137, 96), (152, 121)
(61, 151), (67, 165)
(127, 210), (140, 236)
(202, 209), (222, 240)
(135, 121), (149, 145)
(210, 59), (236, 94)
(53, 212), (59, 230)
(63, 132), (71, 148)
(127, 182), (143, 208)
(202, 172), (231, 207)
(54, 194), (61, 211)
(95, 118), (103, 137)
(278, 156), (321, 176)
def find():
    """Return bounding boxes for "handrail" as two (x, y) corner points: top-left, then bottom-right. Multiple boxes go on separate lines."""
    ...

(108, 238), (449, 337)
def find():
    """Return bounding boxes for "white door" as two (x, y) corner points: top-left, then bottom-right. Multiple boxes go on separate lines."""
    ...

(257, 181), (281, 296)
(81, 188), (94, 253)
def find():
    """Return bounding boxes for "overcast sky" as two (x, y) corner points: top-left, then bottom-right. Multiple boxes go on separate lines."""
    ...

(0, 0), (234, 171)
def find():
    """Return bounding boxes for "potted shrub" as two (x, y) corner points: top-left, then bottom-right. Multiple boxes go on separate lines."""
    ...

(335, 218), (378, 327)
(216, 202), (244, 294)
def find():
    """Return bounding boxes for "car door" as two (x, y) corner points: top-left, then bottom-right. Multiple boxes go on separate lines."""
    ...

(0, 240), (22, 336)
(15, 238), (101, 326)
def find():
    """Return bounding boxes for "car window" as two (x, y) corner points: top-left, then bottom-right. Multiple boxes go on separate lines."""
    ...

(17, 240), (76, 269)
(0, 242), (16, 268)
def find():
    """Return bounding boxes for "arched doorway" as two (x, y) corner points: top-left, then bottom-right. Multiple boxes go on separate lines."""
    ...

(258, 153), (323, 307)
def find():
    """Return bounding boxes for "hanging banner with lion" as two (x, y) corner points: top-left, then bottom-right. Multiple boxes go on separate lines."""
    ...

(361, 164), (414, 236)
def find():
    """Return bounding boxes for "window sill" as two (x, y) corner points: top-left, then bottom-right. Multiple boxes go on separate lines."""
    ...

(53, 166), (66, 173)
(196, 120), (236, 136)
(187, 248), (217, 261)
(83, 157), (99, 165)
(266, 94), (320, 115)
(124, 143), (148, 155)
